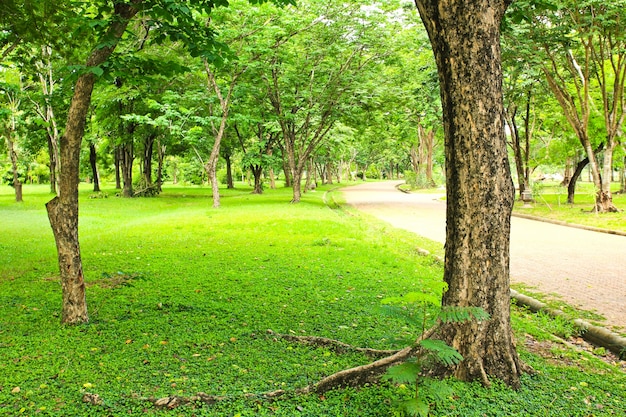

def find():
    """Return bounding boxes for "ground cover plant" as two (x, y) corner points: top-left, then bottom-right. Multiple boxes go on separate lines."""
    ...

(1, 183), (625, 416)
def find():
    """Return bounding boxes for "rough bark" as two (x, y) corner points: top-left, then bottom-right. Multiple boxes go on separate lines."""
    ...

(46, 1), (140, 324)
(415, 0), (523, 388)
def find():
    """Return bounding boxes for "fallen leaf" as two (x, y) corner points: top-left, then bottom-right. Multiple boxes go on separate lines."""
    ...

(11, 387), (20, 394)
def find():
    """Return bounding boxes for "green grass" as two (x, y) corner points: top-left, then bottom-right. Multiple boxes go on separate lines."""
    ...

(513, 181), (626, 233)
(1, 183), (625, 416)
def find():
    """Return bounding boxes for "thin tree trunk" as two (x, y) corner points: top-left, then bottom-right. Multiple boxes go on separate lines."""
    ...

(568, 157), (588, 204)
(225, 152), (234, 189)
(561, 157), (573, 187)
(4, 89), (23, 202)
(121, 142), (134, 198)
(89, 143), (100, 192)
(142, 133), (155, 186)
(619, 156), (626, 194)
(48, 136), (58, 195)
(156, 141), (165, 192)
(415, 0), (523, 388)
(8, 136), (22, 202)
(424, 129), (435, 185)
(114, 146), (122, 189)
(202, 59), (239, 209)
(269, 168), (276, 189)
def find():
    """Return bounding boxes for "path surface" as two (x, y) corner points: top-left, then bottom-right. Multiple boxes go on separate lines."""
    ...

(341, 181), (626, 332)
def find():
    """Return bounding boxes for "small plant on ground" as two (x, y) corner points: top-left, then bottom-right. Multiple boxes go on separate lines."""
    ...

(381, 291), (489, 417)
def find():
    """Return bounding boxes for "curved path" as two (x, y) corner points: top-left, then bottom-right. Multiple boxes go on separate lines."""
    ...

(341, 181), (626, 333)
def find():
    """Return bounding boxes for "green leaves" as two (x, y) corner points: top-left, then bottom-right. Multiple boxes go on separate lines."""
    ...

(418, 339), (463, 367)
(385, 362), (421, 384)
(399, 398), (430, 417)
(438, 306), (490, 324)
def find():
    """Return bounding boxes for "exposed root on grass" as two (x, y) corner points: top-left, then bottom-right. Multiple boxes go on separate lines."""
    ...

(266, 329), (399, 359)
(298, 346), (414, 394)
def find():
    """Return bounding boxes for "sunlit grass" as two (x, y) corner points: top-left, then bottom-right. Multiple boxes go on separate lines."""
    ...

(1, 182), (624, 416)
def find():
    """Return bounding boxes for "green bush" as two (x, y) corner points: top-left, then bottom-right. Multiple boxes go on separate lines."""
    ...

(404, 171), (434, 190)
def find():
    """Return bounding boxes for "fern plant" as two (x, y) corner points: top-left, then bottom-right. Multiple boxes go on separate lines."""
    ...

(381, 291), (489, 417)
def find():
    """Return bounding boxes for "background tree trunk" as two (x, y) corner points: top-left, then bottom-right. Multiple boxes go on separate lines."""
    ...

(114, 146), (122, 189)
(224, 152), (234, 189)
(89, 143), (100, 192)
(47, 136), (58, 195)
(121, 142), (134, 197)
(7, 136), (22, 202)
(415, 0), (523, 388)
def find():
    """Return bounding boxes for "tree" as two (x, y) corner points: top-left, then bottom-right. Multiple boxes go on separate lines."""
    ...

(45, 1), (142, 324)
(414, 0), (524, 387)
(0, 80), (24, 202)
(516, 0), (625, 212)
(264, 1), (387, 202)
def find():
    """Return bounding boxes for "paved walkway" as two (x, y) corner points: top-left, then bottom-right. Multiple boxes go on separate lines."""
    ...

(341, 181), (626, 333)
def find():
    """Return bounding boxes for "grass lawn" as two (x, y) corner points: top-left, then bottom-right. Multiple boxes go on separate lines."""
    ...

(1, 182), (624, 416)
(513, 181), (626, 233)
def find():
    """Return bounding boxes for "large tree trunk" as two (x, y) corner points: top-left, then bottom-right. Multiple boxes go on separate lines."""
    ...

(89, 143), (100, 192)
(46, 2), (139, 324)
(415, 0), (523, 388)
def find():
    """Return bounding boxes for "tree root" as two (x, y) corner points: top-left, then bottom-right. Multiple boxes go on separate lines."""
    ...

(298, 346), (414, 394)
(266, 329), (399, 359)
